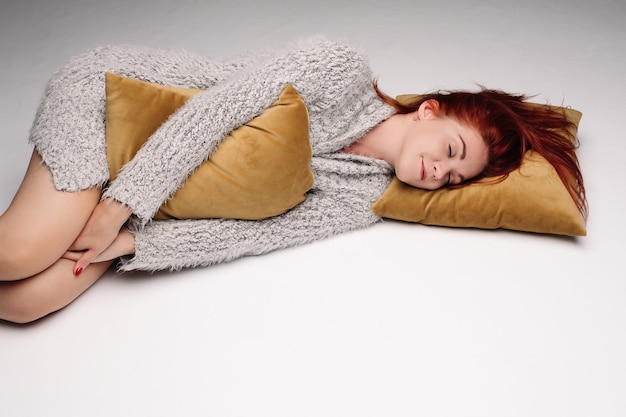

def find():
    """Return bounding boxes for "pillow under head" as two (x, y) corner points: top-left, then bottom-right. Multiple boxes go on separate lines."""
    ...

(371, 94), (586, 236)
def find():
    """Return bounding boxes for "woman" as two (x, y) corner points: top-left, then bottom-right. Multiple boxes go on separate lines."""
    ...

(0, 37), (586, 323)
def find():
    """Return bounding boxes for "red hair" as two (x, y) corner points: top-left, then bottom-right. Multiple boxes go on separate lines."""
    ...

(374, 82), (588, 221)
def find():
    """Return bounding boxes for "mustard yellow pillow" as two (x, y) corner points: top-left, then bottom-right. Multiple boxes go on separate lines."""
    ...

(372, 95), (586, 236)
(105, 73), (314, 220)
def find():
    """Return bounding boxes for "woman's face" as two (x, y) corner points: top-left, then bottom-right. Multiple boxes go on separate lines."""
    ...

(395, 101), (489, 190)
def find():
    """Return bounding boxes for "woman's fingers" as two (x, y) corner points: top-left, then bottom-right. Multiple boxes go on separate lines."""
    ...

(66, 199), (132, 276)
(74, 250), (97, 276)
(65, 228), (136, 274)
(61, 251), (82, 261)
(63, 250), (95, 275)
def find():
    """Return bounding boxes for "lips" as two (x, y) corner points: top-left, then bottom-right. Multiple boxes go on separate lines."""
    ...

(420, 159), (426, 181)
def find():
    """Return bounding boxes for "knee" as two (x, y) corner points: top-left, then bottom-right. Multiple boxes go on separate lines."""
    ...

(0, 239), (39, 281)
(3, 308), (51, 325)
(0, 283), (54, 324)
(0, 235), (21, 280)
(0, 220), (60, 281)
(2, 301), (48, 325)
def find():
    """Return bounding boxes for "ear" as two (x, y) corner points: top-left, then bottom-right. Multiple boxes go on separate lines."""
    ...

(417, 99), (441, 120)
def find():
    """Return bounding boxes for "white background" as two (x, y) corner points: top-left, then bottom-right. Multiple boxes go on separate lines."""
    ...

(1, 0), (625, 416)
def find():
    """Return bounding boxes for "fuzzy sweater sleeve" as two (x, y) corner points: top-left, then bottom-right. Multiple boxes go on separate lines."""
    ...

(119, 156), (393, 272)
(102, 37), (374, 223)
(29, 44), (249, 191)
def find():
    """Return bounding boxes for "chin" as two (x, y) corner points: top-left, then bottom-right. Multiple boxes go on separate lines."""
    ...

(403, 178), (438, 191)
(397, 175), (422, 189)
(396, 167), (425, 189)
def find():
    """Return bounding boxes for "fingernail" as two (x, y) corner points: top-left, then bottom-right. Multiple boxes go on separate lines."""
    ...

(75, 267), (83, 276)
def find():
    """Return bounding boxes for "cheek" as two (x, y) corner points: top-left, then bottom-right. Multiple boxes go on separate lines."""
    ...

(394, 161), (414, 184)
(394, 156), (420, 185)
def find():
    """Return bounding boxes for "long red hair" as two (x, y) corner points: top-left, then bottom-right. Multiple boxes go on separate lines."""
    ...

(374, 82), (588, 221)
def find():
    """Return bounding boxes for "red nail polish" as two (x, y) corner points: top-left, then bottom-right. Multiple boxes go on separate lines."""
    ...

(75, 267), (83, 276)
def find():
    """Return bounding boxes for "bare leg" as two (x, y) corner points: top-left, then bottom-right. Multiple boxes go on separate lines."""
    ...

(0, 150), (101, 281)
(0, 149), (108, 323)
(0, 258), (113, 324)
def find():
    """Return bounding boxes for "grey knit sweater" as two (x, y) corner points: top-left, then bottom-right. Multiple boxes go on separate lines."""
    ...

(29, 36), (396, 271)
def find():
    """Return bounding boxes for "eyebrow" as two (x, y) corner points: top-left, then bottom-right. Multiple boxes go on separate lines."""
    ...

(459, 135), (467, 160)
(458, 135), (467, 183)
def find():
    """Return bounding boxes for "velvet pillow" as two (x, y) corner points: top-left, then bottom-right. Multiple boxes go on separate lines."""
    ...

(371, 95), (586, 236)
(105, 73), (314, 220)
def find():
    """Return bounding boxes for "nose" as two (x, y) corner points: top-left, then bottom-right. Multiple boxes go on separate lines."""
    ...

(432, 160), (448, 181)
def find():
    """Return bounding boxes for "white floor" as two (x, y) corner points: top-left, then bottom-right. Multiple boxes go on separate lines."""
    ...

(1, 1), (625, 416)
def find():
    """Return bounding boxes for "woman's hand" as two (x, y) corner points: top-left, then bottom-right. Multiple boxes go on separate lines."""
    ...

(66, 198), (132, 275)
(63, 227), (135, 264)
